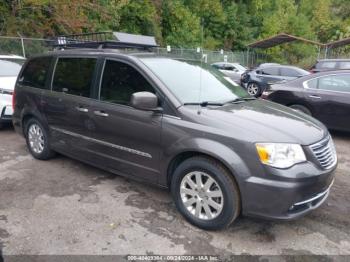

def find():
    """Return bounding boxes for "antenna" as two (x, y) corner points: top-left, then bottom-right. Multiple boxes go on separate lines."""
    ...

(198, 18), (204, 115)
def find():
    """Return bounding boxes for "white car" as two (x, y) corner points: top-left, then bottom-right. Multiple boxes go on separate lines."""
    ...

(0, 56), (24, 128)
(211, 62), (247, 82)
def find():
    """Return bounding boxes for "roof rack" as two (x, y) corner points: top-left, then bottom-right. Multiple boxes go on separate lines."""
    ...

(52, 31), (159, 51)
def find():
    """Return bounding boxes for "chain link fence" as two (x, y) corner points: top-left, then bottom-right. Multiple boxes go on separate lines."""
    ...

(0, 36), (57, 58)
(1, 36), (349, 68)
(0, 36), (249, 66)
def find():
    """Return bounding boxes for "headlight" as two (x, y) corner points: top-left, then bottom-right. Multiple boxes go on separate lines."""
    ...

(256, 143), (306, 168)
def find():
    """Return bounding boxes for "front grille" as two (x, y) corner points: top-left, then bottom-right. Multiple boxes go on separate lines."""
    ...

(310, 136), (337, 169)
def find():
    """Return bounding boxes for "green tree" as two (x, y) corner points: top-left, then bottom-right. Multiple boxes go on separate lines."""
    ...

(118, 0), (161, 39)
(161, 0), (201, 48)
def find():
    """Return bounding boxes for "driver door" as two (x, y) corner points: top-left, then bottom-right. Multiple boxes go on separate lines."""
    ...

(87, 59), (162, 183)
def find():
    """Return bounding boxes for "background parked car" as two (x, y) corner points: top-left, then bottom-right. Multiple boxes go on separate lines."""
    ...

(310, 59), (350, 73)
(0, 54), (26, 65)
(261, 70), (350, 132)
(211, 62), (247, 82)
(0, 55), (25, 128)
(240, 65), (310, 97)
(257, 62), (280, 68)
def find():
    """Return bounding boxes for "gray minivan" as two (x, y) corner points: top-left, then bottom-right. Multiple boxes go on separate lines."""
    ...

(12, 49), (337, 230)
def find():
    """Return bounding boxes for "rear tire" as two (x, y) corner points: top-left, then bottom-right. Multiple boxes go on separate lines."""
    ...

(289, 105), (311, 115)
(25, 118), (55, 160)
(171, 156), (241, 230)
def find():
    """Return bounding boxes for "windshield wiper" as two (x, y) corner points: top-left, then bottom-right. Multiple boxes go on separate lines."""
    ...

(184, 97), (256, 107)
(183, 101), (224, 107)
(223, 96), (256, 104)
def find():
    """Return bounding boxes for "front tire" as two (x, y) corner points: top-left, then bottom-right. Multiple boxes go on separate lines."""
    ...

(247, 82), (261, 97)
(25, 118), (55, 160)
(171, 156), (241, 230)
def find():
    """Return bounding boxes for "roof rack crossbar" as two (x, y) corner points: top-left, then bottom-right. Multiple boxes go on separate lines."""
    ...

(52, 32), (158, 51)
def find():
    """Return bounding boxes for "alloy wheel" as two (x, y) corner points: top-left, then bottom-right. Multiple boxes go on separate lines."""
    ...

(28, 124), (45, 154)
(247, 83), (259, 96)
(180, 171), (224, 220)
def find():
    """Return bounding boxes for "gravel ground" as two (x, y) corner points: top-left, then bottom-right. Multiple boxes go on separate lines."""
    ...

(0, 125), (349, 258)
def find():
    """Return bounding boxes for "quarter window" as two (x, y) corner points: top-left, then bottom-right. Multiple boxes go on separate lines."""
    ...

(52, 58), (96, 97)
(18, 57), (52, 89)
(306, 78), (318, 89)
(99, 60), (155, 105)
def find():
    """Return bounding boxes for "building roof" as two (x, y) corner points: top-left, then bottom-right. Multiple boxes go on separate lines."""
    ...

(325, 37), (350, 49)
(247, 33), (323, 49)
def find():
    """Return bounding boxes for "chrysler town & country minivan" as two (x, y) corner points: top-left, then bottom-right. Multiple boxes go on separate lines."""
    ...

(12, 49), (337, 230)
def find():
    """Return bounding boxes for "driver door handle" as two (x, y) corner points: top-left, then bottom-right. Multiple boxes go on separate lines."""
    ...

(76, 106), (89, 113)
(309, 95), (321, 99)
(94, 110), (109, 117)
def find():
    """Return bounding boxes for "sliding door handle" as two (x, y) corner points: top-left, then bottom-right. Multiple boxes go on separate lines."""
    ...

(94, 110), (109, 117)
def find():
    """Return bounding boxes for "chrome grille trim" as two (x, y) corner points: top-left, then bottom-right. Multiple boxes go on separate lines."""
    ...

(294, 179), (334, 206)
(310, 136), (337, 170)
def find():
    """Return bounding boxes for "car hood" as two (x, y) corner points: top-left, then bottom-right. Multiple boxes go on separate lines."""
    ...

(0, 76), (17, 91)
(182, 100), (327, 145)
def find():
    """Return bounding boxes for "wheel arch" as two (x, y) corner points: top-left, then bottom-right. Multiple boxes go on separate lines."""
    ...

(164, 139), (251, 191)
(286, 102), (313, 115)
(20, 108), (47, 137)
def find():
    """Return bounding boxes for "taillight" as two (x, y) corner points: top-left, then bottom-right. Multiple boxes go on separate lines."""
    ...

(12, 89), (16, 111)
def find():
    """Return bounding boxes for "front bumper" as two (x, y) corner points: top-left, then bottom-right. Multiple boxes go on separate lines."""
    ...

(241, 161), (336, 220)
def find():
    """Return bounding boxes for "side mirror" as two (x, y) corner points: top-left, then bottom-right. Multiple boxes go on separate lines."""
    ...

(130, 92), (162, 112)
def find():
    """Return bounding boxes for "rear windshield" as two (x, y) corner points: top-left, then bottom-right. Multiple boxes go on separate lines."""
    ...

(0, 60), (22, 77)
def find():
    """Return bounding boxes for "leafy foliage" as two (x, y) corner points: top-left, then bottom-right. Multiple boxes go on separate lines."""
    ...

(0, 0), (350, 64)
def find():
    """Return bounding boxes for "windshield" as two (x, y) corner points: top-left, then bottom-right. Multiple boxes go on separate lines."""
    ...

(0, 60), (22, 77)
(140, 58), (248, 104)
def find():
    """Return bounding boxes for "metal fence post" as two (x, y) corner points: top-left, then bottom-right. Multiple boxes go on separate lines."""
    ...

(17, 33), (26, 58)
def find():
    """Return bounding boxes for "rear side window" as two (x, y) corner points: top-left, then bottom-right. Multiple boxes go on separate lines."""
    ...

(260, 67), (279, 75)
(18, 57), (52, 89)
(280, 68), (299, 77)
(99, 60), (155, 105)
(318, 74), (350, 93)
(52, 57), (96, 97)
(316, 61), (337, 69)
(212, 64), (222, 69)
(224, 65), (236, 71)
